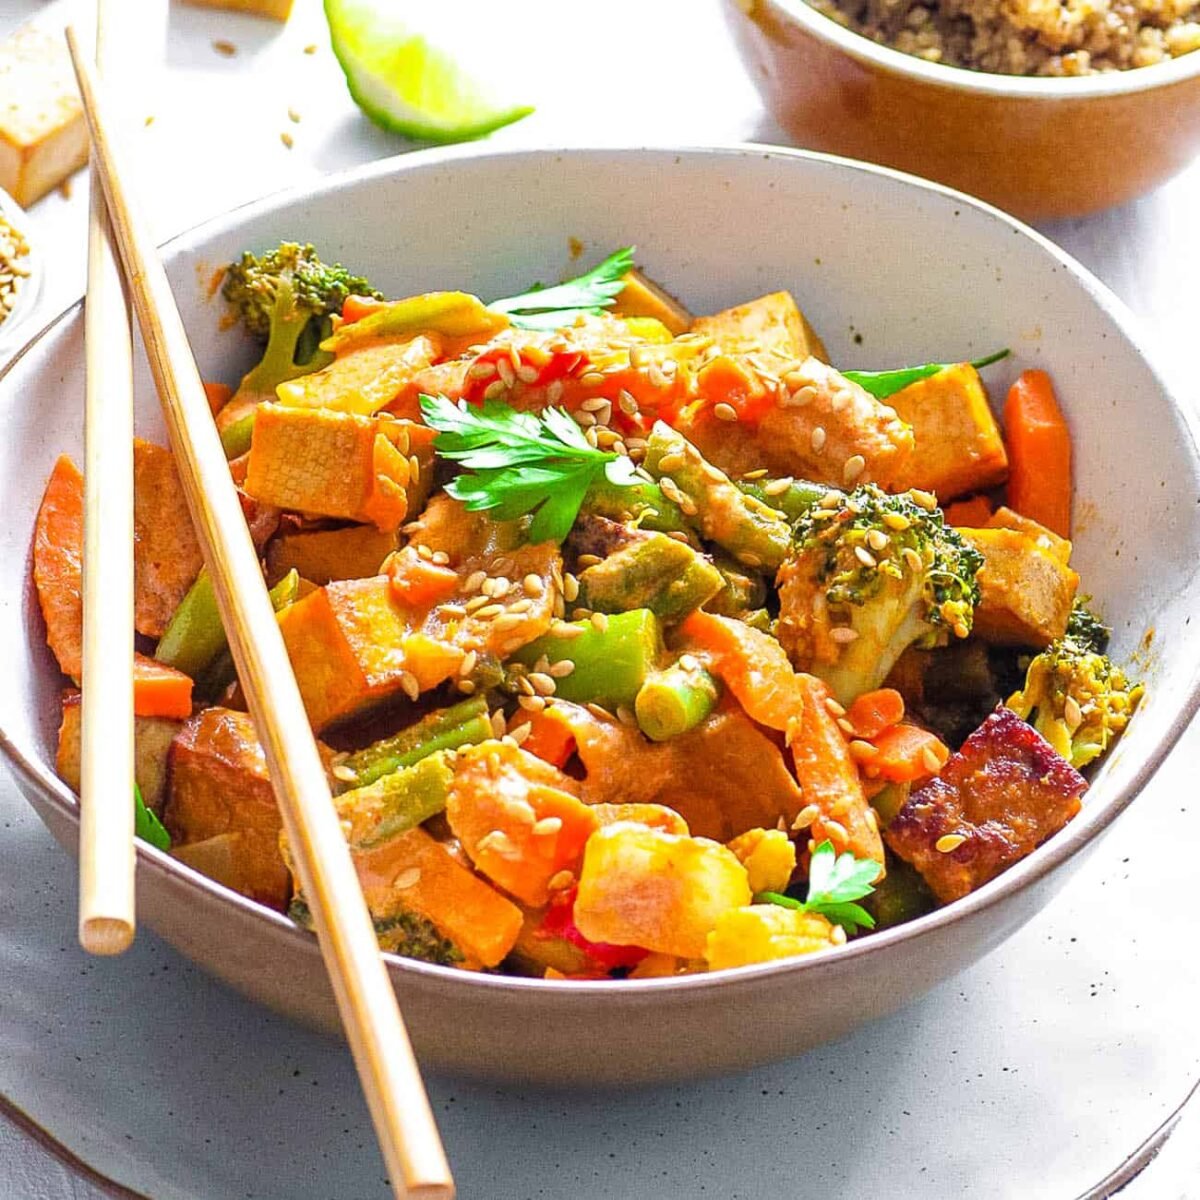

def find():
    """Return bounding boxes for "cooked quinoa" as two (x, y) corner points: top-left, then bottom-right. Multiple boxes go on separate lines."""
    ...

(809, 0), (1200, 75)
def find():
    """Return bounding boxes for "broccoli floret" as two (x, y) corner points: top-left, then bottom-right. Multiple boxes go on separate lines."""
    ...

(289, 897), (462, 968)
(776, 485), (983, 705)
(1007, 602), (1141, 769)
(221, 242), (380, 397)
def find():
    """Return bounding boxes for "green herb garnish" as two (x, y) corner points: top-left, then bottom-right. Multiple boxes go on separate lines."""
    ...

(420, 393), (638, 543)
(134, 783), (171, 852)
(758, 839), (879, 935)
(843, 349), (1010, 400)
(488, 247), (634, 331)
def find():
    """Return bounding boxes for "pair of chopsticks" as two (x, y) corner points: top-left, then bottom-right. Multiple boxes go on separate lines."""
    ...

(66, 22), (454, 1200)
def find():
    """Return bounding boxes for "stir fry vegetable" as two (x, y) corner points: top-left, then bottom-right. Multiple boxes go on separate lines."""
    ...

(32, 243), (1144, 977)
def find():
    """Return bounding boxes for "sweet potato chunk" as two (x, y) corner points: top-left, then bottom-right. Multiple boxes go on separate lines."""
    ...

(885, 705), (1087, 903)
(244, 405), (434, 532)
(987, 505), (1072, 565)
(133, 440), (205, 639)
(56, 691), (181, 814)
(32, 455), (84, 679)
(889, 364), (1009, 501)
(164, 708), (289, 908)
(265, 523), (398, 586)
(447, 742), (598, 907)
(278, 577), (462, 730)
(960, 527), (1079, 647)
(693, 291), (827, 363)
(573, 824), (751, 959)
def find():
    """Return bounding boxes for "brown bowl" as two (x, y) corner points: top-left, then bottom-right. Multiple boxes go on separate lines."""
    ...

(724, 0), (1200, 219)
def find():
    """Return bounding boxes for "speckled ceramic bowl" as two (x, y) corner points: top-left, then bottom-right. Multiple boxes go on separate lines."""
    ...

(2, 145), (1198, 1085)
(723, 0), (1200, 219)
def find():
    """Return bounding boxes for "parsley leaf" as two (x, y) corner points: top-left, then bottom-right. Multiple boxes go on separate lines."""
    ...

(843, 349), (1010, 400)
(757, 839), (879, 935)
(135, 783), (171, 851)
(488, 247), (635, 331)
(420, 393), (633, 542)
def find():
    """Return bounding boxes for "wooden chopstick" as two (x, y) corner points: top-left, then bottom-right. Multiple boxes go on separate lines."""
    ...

(78, 0), (136, 957)
(64, 30), (455, 1200)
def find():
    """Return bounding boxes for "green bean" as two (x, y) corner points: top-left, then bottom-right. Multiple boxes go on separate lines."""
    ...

(634, 661), (719, 742)
(579, 533), (723, 624)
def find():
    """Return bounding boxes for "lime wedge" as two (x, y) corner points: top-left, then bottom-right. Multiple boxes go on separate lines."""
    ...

(324, 0), (534, 143)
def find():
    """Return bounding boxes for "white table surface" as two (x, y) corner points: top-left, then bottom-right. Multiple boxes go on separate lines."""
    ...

(2, 2), (1199, 1197)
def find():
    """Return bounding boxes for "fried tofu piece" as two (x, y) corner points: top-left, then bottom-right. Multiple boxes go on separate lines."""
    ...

(134, 440), (204, 639)
(164, 708), (289, 908)
(885, 706), (1087, 902)
(0, 26), (87, 206)
(277, 577), (462, 730)
(681, 356), (914, 488)
(180, 0), (294, 18)
(265, 523), (398, 587)
(960, 527), (1079, 647)
(889, 364), (1009, 501)
(245, 405), (434, 532)
(56, 691), (181, 814)
(693, 291), (827, 363)
(613, 269), (693, 335)
(987, 505), (1072, 565)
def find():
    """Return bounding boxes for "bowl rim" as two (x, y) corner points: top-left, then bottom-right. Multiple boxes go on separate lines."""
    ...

(4, 140), (1200, 1002)
(757, 0), (1200, 99)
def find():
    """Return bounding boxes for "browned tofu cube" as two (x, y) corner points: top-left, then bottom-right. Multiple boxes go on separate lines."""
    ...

(961, 527), (1079, 647)
(613, 269), (693, 335)
(56, 691), (181, 814)
(180, 0), (294, 19)
(265, 523), (398, 587)
(889, 364), (1009, 501)
(245, 405), (434, 532)
(0, 26), (87, 206)
(886, 706), (1087, 902)
(692, 291), (827, 363)
(987, 505), (1072, 565)
(134, 440), (204, 639)
(164, 707), (289, 908)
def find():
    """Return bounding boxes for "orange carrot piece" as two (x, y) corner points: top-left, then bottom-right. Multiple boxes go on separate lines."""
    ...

(32, 455), (85, 680)
(695, 354), (772, 423)
(790, 674), (884, 868)
(943, 495), (994, 528)
(514, 707), (577, 768)
(203, 380), (233, 417)
(1005, 370), (1072, 537)
(386, 551), (460, 609)
(869, 723), (950, 783)
(846, 687), (905, 740)
(132, 652), (194, 719)
(678, 609), (802, 731)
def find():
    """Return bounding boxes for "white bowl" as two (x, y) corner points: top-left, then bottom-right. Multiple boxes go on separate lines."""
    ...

(2, 145), (1198, 1084)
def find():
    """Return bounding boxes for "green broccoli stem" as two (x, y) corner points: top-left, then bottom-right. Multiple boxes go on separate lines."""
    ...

(642, 422), (791, 572)
(337, 696), (492, 791)
(335, 751), (455, 850)
(156, 568), (299, 681)
(581, 476), (692, 534)
(578, 533), (723, 624)
(634, 661), (720, 742)
(512, 608), (664, 712)
(737, 478), (833, 523)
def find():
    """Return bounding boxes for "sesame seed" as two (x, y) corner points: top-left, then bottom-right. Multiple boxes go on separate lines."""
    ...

(678, 654), (700, 671)
(547, 380), (565, 403)
(528, 672), (557, 696)
(616, 705), (637, 727)
(646, 362), (670, 390)
(491, 576), (511, 596)
(518, 694), (546, 712)
(865, 807), (880, 833)
(551, 621), (585, 639)
(484, 379), (506, 401)
(837, 718), (856, 737)
(591, 611), (609, 633)
(533, 816), (563, 836)
(764, 476), (794, 496)
(854, 546), (877, 569)
(463, 570), (487, 595)
(823, 819), (850, 848)
(678, 494), (698, 517)
(508, 722), (532, 747)
(516, 363), (540, 384)
(468, 361), (497, 380)
(475, 603), (505, 619)
(1064, 695), (1084, 731)
(811, 426), (827, 453)
(785, 385), (818, 408)
(548, 869), (576, 892)
(586, 703), (611, 720)
(820, 492), (843, 510)
(824, 697), (847, 717)
(882, 512), (910, 531)
(392, 867), (421, 890)
(465, 595), (491, 614)
(921, 745), (944, 774)
(400, 672), (420, 701)
(490, 710), (507, 738)
(618, 390), (639, 416)
(738, 551), (763, 568)
(579, 370), (605, 388)
(657, 451), (686, 473)
(791, 803), (821, 831)
(331, 763), (357, 783)
(508, 598), (534, 614)
(517, 675), (536, 696)
(416, 543), (433, 561)
(742, 468), (769, 481)
(936, 833), (967, 853)
(713, 402), (739, 423)
(830, 627), (859, 644)
(831, 925), (848, 946)
(784, 368), (813, 390)
(430, 549), (449, 566)
(849, 739), (878, 761)
(478, 830), (520, 859)
(575, 410), (596, 428)
(493, 612), (526, 633)
(410, 455), (422, 485)
(458, 680), (477, 694)
(563, 573), (580, 602)
(523, 573), (545, 597)
(843, 454), (867, 484)
(866, 529), (889, 553)
(910, 489), (937, 511)
(496, 357), (515, 387)
(459, 650), (478, 677)
(549, 659), (575, 678)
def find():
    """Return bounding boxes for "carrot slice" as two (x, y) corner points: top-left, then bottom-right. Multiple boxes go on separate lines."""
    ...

(943, 495), (994, 528)
(132, 652), (193, 718)
(33, 455), (85, 680)
(386, 551), (460, 608)
(869, 723), (950, 783)
(513, 706), (577, 768)
(845, 687), (905, 740)
(1005, 370), (1072, 537)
